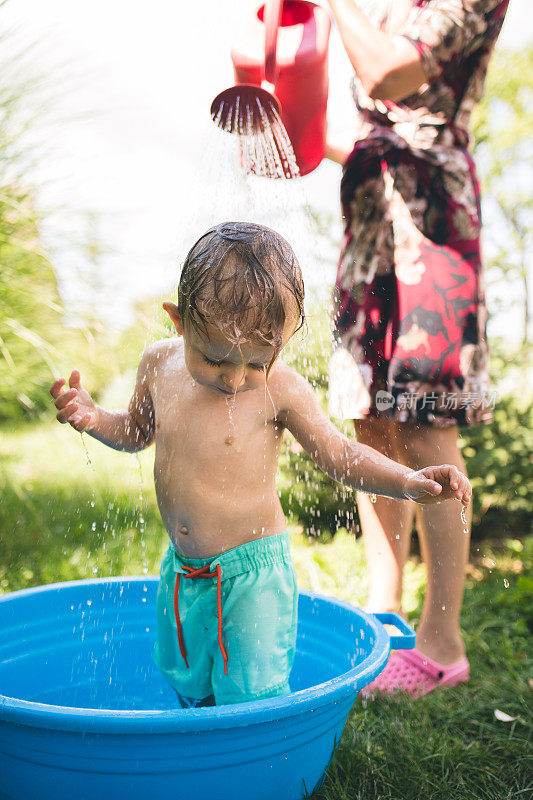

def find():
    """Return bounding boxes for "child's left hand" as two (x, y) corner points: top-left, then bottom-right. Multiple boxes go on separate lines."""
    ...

(403, 465), (472, 505)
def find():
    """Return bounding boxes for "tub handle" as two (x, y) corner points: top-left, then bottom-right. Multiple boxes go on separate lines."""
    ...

(373, 612), (416, 650)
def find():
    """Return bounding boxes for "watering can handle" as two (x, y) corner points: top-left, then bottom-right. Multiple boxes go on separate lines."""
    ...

(264, 0), (283, 86)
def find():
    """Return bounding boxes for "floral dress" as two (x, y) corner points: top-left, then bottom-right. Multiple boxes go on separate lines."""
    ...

(329, 0), (509, 427)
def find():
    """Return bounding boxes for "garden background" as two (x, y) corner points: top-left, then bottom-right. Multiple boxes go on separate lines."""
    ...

(0, 1), (531, 797)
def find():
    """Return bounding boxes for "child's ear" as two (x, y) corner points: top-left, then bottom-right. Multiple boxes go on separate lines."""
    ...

(163, 302), (183, 335)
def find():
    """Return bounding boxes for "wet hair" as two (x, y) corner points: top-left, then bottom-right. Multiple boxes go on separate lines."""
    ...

(177, 222), (305, 361)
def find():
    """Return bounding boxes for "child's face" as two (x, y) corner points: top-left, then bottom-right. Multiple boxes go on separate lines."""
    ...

(163, 302), (297, 397)
(184, 323), (274, 396)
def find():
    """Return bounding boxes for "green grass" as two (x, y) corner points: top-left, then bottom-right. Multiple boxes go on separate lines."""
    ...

(1, 422), (531, 799)
(0, 423), (166, 591)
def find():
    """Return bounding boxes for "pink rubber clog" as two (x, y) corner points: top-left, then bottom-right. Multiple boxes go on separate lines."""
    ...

(363, 648), (470, 698)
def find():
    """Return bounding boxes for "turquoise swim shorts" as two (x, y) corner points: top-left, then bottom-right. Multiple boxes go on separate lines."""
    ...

(153, 530), (298, 706)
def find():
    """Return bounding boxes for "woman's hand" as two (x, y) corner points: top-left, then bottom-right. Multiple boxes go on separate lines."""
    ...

(50, 370), (98, 433)
(325, 135), (353, 165)
(403, 465), (472, 505)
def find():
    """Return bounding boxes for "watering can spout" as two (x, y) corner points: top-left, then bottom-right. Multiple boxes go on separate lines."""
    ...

(210, 0), (283, 135)
(212, 0), (331, 176)
(210, 84), (281, 135)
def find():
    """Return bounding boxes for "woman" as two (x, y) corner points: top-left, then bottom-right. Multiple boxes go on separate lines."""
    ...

(326, 0), (509, 695)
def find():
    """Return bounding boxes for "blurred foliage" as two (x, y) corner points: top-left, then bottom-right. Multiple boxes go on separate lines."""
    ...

(0, 21), (83, 421)
(278, 302), (357, 537)
(461, 391), (532, 533)
(461, 339), (532, 531)
(0, 195), (63, 421)
(0, 20), (64, 422)
(472, 47), (533, 343)
(0, 193), (140, 423)
(472, 48), (533, 154)
(0, 13), (158, 425)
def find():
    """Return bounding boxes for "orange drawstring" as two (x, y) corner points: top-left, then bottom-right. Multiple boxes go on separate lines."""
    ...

(173, 563), (228, 675)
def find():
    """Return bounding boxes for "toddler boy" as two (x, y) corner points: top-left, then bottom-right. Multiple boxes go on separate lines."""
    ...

(51, 222), (471, 706)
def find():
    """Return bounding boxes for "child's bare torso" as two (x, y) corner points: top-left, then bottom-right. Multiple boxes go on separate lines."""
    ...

(146, 339), (288, 557)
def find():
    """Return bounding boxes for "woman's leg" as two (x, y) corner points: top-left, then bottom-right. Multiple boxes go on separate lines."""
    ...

(354, 418), (416, 615)
(396, 423), (470, 664)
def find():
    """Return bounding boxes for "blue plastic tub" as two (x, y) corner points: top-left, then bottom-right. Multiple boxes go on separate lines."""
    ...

(0, 577), (414, 800)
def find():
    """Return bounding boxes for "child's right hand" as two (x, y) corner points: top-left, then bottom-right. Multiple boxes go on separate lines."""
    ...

(50, 370), (98, 433)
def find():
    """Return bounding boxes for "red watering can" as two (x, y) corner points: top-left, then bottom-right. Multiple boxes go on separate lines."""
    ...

(211, 0), (331, 176)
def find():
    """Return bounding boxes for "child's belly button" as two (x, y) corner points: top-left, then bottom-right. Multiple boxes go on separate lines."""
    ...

(179, 525), (189, 536)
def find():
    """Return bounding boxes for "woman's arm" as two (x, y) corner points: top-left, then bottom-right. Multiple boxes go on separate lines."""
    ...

(328, 0), (427, 101)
